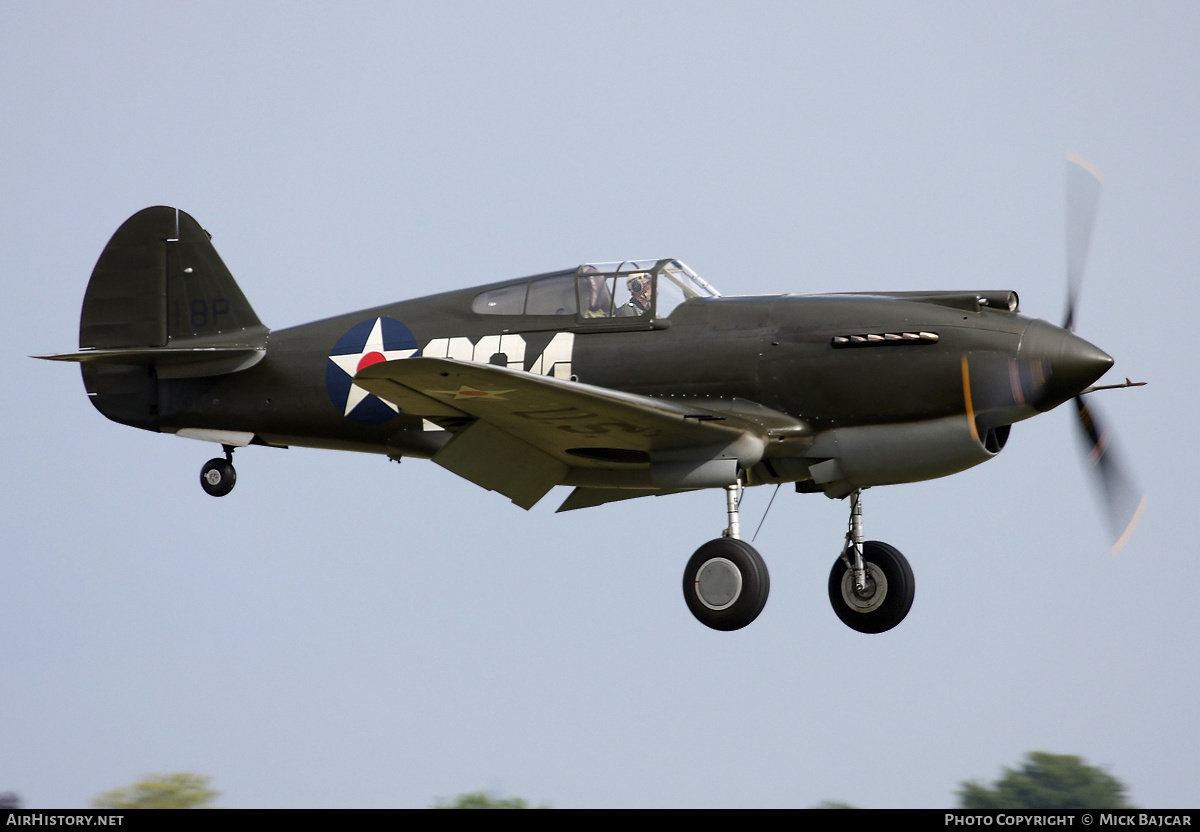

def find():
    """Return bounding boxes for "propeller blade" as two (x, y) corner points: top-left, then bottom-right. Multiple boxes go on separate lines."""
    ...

(1064, 151), (1104, 331)
(1073, 395), (1146, 553)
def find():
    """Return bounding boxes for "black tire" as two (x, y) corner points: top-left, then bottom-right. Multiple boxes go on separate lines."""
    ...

(683, 538), (770, 631)
(828, 540), (914, 634)
(200, 458), (236, 497)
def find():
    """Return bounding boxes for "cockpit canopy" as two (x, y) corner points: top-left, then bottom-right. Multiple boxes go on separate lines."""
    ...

(471, 259), (720, 320)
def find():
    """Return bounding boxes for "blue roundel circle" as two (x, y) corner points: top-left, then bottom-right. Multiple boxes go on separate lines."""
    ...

(325, 316), (419, 425)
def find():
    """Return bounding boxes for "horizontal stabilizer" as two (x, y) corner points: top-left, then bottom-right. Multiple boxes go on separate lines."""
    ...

(33, 344), (265, 379)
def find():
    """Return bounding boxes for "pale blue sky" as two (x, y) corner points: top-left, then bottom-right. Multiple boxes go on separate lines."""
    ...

(2, 1), (1196, 808)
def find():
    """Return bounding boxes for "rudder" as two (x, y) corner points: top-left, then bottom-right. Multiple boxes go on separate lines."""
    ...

(165, 208), (264, 343)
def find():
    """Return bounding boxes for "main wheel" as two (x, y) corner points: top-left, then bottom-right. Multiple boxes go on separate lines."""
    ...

(828, 540), (914, 634)
(683, 538), (770, 631)
(200, 458), (236, 497)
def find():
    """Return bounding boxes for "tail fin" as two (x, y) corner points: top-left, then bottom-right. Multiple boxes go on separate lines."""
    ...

(81, 206), (266, 350)
(37, 207), (268, 430)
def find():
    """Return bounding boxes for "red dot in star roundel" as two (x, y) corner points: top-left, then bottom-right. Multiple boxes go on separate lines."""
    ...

(356, 352), (386, 372)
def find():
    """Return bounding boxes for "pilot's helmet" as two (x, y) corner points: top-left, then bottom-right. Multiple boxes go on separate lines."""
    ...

(627, 274), (651, 295)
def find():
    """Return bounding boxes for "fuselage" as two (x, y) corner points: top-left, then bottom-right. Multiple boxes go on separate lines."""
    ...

(60, 212), (1109, 497)
(146, 273), (1110, 491)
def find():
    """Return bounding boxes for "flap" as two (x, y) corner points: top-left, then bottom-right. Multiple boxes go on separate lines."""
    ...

(556, 486), (690, 512)
(432, 419), (568, 510)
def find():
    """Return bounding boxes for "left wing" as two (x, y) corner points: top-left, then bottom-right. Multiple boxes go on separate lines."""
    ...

(354, 357), (778, 509)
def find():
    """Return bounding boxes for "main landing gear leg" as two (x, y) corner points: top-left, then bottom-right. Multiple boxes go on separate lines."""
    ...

(846, 489), (868, 592)
(724, 480), (742, 540)
(827, 489), (915, 634)
(199, 444), (238, 497)
(683, 475), (770, 631)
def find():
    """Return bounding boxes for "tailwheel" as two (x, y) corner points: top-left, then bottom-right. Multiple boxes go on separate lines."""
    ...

(828, 540), (914, 634)
(683, 537), (770, 631)
(200, 457), (236, 497)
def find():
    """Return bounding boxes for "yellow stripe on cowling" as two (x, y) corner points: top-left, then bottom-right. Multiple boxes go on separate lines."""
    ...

(961, 356), (980, 443)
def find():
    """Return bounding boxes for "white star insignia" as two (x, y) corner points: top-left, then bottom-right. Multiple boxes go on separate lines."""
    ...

(329, 318), (417, 416)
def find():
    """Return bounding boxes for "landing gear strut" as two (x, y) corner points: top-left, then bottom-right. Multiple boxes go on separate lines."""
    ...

(683, 479), (770, 631)
(827, 490), (914, 633)
(200, 444), (237, 497)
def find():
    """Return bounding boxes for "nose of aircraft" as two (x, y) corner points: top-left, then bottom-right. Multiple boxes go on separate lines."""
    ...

(1021, 319), (1114, 411)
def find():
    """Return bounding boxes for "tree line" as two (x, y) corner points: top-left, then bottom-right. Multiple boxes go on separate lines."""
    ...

(0, 751), (1133, 809)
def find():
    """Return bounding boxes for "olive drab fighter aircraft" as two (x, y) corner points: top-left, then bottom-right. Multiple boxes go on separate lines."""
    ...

(37, 153), (1145, 633)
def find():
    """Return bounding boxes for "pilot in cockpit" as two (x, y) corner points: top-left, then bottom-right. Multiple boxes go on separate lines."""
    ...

(616, 274), (652, 317)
